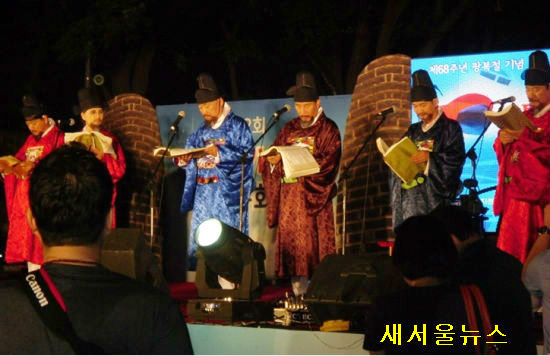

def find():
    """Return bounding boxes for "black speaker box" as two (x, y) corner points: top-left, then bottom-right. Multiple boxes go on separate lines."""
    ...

(100, 228), (168, 292)
(304, 253), (405, 326)
(160, 169), (188, 282)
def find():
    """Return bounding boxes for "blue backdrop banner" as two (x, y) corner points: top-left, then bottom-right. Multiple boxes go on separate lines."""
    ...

(412, 48), (550, 232)
(155, 95), (350, 158)
(155, 47), (549, 254)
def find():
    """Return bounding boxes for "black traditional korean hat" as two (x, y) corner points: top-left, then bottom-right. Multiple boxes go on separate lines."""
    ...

(286, 71), (319, 102)
(411, 70), (437, 102)
(21, 95), (46, 120)
(523, 50), (550, 85)
(195, 73), (221, 104)
(78, 86), (104, 113)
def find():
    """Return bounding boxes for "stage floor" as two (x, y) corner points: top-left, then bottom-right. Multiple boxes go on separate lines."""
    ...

(188, 323), (368, 355)
(171, 281), (369, 354)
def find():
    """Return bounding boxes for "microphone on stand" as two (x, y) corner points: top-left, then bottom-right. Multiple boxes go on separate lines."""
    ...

(170, 111), (186, 132)
(272, 104), (292, 119)
(376, 106), (397, 116)
(491, 96), (515, 105)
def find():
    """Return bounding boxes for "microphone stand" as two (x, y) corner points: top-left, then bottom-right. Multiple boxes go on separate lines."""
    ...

(463, 101), (504, 189)
(146, 123), (180, 247)
(338, 112), (390, 255)
(464, 102), (503, 166)
(460, 103), (502, 225)
(229, 112), (286, 232)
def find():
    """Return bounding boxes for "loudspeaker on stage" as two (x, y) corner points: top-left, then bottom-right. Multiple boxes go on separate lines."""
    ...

(304, 253), (405, 328)
(100, 228), (169, 292)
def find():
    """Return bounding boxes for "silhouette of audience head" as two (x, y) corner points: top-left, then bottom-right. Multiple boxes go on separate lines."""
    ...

(29, 143), (113, 246)
(393, 215), (457, 282)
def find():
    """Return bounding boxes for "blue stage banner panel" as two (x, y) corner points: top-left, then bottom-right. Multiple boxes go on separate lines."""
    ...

(412, 48), (550, 232)
(155, 95), (350, 170)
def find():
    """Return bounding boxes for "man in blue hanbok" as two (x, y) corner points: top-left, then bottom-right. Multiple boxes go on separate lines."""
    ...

(177, 73), (254, 271)
(389, 70), (465, 230)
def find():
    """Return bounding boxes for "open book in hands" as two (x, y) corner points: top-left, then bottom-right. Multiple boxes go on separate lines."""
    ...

(376, 137), (427, 185)
(484, 103), (538, 131)
(260, 145), (320, 179)
(65, 132), (116, 157)
(0, 155), (26, 177)
(153, 146), (208, 158)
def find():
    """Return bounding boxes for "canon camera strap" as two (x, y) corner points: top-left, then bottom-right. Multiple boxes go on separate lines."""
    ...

(22, 268), (104, 354)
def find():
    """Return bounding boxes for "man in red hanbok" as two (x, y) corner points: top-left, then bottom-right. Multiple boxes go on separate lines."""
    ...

(1, 96), (64, 270)
(261, 71), (341, 295)
(65, 87), (126, 228)
(494, 50), (550, 263)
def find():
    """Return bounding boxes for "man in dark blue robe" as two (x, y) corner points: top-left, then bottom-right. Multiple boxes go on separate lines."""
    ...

(390, 70), (465, 230)
(177, 74), (254, 270)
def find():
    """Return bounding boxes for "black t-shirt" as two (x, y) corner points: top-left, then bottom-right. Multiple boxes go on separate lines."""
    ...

(0, 278), (74, 354)
(454, 239), (537, 354)
(0, 264), (193, 354)
(363, 284), (475, 354)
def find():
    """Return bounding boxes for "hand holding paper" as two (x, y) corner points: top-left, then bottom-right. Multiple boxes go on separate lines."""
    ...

(498, 129), (522, 145)
(260, 146), (320, 179)
(411, 150), (429, 164)
(266, 153), (282, 165)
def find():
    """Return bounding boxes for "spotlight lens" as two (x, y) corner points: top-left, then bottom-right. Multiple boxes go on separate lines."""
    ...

(195, 218), (222, 247)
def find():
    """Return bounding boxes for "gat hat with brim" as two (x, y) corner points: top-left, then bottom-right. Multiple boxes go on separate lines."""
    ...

(522, 50), (550, 85)
(21, 95), (46, 120)
(78, 87), (104, 113)
(286, 71), (319, 102)
(411, 70), (437, 102)
(195, 73), (221, 104)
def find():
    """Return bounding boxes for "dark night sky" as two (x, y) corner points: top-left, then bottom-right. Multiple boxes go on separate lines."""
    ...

(1, 0), (549, 132)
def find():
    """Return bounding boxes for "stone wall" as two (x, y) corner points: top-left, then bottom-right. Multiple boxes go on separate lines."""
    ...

(103, 94), (163, 256)
(336, 54), (412, 253)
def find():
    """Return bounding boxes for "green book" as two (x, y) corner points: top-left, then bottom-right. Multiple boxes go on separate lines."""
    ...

(376, 137), (426, 184)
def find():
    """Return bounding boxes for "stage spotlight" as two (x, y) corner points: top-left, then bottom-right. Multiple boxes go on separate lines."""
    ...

(194, 218), (266, 300)
(195, 218), (223, 247)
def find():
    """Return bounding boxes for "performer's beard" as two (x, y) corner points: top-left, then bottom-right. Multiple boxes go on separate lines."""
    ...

(528, 99), (546, 113)
(419, 112), (436, 124)
(300, 116), (315, 128)
(31, 131), (44, 140)
(203, 115), (218, 126)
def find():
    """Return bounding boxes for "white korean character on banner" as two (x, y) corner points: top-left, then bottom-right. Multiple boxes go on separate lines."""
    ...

(512, 58), (524, 70)
(252, 116), (266, 134)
